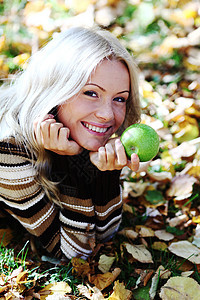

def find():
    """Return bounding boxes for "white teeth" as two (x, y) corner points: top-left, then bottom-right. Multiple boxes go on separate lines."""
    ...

(84, 123), (107, 133)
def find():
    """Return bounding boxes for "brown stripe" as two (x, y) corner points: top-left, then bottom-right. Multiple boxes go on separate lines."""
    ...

(6, 203), (57, 236)
(61, 195), (95, 217)
(62, 227), (94, 252)
(95, 195), (122, 221)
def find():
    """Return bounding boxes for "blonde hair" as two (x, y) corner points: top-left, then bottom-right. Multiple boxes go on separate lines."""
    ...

(0, 26), (140, 205)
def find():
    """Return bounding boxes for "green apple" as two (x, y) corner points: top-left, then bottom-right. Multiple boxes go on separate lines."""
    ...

(120, 123), (160, 162)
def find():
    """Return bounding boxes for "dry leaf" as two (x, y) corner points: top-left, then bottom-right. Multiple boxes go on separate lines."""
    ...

(168, 240), (200, 264)
(108, 280), (132, 300)
(118, 228), (138, 240)
(135, 225), (155, 237)
(39, 282), (72, 300)
(159, 276), (200, 300)
(151, 241), (168, 251)
(89, 268), (121, 291)
(77, 283), (105, 300)
(98, 255), (115, 274)
(150, 266), (171, 300)
(166, 174), (197, 200)
(71, 257), (91, 278)
(0, 228), (13, 247)
(154, 230), (174, 241)
(168, 214), (188, 227)
(123, 243), (153, 263)
(123, 181), (148, 198)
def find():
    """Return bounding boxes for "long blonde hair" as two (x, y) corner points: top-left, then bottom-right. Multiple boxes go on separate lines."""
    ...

(0, 26), (141, 205)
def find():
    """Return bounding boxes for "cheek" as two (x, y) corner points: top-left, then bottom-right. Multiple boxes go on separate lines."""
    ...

(115, 107), (126, 126)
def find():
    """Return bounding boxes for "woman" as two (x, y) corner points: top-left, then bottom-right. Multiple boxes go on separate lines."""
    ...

(0, 26), (141, 259)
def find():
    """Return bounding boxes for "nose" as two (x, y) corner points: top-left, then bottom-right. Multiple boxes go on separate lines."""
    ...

(95, 102), (114, 122)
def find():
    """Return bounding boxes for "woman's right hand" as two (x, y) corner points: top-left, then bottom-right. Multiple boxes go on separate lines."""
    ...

(33, 114), (82, 155)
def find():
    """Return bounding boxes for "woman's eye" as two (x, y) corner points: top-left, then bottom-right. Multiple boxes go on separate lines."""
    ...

(113, 97), (126, 103)
(84, 91), (98, 97)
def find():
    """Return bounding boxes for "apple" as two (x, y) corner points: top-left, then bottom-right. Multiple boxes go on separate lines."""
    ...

(120, 123), (160, 162)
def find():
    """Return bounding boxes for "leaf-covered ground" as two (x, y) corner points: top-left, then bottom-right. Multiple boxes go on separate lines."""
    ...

(0, 0), (200, 299)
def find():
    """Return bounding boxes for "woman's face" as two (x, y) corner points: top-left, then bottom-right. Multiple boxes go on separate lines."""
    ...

(57, 59), (130, 151)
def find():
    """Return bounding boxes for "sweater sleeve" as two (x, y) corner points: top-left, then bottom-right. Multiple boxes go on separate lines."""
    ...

(0, 140), (61, 257)
(92, 170), (122, 242)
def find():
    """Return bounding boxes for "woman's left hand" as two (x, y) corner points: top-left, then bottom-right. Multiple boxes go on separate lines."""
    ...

(89, 138), (140, 172)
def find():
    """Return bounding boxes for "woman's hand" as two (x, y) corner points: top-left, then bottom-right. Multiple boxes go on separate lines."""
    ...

(33, 114), (82, 155)
(89, 138), (140, 172)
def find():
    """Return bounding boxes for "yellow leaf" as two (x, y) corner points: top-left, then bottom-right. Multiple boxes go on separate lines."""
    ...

(90, 268), (121, 291)
(159, 277), (200, 300)
(67, 0), (96, 13)
(151, 241), (168, 251)
(108, 280), (132, 300)
(39, 282), (72, 300)
(13, 53), (30, 67)
(98, 255), (115, 274)
(16, 271), (28, 284)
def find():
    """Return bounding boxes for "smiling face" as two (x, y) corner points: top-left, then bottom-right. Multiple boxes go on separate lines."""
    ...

(57, 59), (130, 151)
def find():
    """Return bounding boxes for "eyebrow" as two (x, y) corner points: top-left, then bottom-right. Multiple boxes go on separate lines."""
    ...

(85, 83), (130, 94)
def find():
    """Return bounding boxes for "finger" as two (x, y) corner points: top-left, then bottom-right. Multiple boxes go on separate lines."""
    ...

(127, 153), (140, 172)
(115, 139), (127, 166)
(58, 127), (82, 154)
(105, 143), (115, 168)
(40, 119), (56, 146)
(49, 122), (64, 147)
(98, 147), (106, 170)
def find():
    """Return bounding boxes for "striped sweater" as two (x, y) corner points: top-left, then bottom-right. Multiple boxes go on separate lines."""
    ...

(0, 138), (122, 259)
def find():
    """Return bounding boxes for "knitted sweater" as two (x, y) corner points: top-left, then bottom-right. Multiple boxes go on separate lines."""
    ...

(0, 138), (122, 259)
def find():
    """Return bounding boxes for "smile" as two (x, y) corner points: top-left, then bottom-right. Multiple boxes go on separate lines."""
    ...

(82, 122), (110, 133)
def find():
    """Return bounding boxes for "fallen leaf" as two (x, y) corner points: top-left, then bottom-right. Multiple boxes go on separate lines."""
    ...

(71, 257), (91, 278)
(0, 228), (13, 247)
(151, 241), (168, 251)
(166, 174), (197, 200)
(89, 268), (121, 291)
(123, 243), (153, 263)
(98, 255), (115, 274)
(135, 225), (155, 237)
(118, 228), (138, 240)
(108, 280), (132, 300)
(168, 240), (200, 264)
(77, 283), (105, 299)
(154, 230), (174, 241)
(39, 282), (72, 300)
(159, 276), (200, 300)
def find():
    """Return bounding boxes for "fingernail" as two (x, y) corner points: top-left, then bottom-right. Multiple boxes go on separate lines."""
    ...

(48, 114), (55, 119)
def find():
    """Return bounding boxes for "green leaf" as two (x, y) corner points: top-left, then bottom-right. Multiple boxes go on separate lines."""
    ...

(166, 226), (184, 236)
(132, 282), (151, 300)
(145, 190), (165, 205)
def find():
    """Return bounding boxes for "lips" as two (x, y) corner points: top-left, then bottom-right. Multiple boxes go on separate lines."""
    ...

(82, 122), (111, 133)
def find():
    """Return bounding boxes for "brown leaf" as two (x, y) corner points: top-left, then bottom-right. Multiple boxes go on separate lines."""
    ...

(71, 257), (91, 278)
(89, 268), (121, 291)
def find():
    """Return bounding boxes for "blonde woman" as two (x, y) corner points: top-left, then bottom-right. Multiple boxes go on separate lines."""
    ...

(0, 26), (141, 259)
